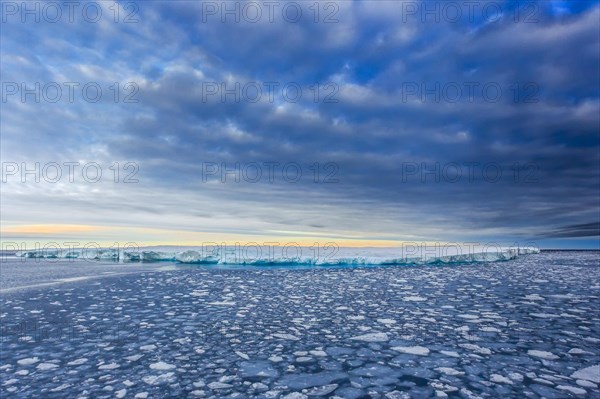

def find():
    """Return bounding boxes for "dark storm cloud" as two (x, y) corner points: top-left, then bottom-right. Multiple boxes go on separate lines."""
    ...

(541, 222), (600, 238)
(1, 0), (599, 244)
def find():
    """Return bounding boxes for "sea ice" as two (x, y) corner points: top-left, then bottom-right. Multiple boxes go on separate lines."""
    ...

(576, 379), (597, 388)
(391, 346), (430, 355)
(568, 348), (594, 355)
(458, 344), (492, 355)
(556, 385), (587, 395)
(98, 363), (120, 370)
(436, 367), (464, 376)
(349, 332), (389, 342)
(149, 361), (175, 370)
(440, 350), (460, 358)
(142, 373), (176, 385)
(17, 357), (39, 366)
(490, 374), (512, 384)
(571, 365), (600, 383)
(528, 350), (559, 360)
(36, 363), (59, 371)
(273, 333), (300, 341)
(404, 296), (427, 302)
(207, 382), (233, 389)
(67, 358), (88, 366)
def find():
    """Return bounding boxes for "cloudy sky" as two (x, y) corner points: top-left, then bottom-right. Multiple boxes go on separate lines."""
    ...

(1, 0), (599, 249)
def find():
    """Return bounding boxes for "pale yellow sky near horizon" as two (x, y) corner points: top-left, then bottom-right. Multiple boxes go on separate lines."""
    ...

(1, 223), (426, 248)
(0, 226), (551, 254)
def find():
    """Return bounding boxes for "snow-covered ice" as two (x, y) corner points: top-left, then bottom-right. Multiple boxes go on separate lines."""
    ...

(528, 350), (559, 360)
(349, 332), (389, 342)
(571, 365), (600, 383)
(391, 346), (430, 356)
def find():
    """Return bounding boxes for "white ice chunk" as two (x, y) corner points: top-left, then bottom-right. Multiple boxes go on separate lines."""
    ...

(392, 346), (430, 355)
(349, 332), (389, 342)
(528, 350), (559, 360)
(149, 361), (176, 370)
(571, 365), (600, 383)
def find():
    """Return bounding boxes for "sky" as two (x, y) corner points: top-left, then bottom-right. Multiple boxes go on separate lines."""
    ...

(1, 0), (599, 249)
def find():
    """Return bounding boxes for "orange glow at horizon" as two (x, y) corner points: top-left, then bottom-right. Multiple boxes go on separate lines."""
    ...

(0, 224), (430, 247)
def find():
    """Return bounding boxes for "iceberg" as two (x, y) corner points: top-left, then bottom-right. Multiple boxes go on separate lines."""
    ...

(123, 251), (176, 262)
(175, 251), (219, 264)
(123, 251), (141, 262)
(18, 251), (47, 259)
(90, 249), (119, 261)
(15, 245), (540, 266)
(15, 248), (119, 261)
(64, 251), (80, 259)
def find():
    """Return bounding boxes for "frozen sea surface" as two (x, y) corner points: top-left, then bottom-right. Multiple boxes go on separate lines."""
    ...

(0, 251), (598, 398)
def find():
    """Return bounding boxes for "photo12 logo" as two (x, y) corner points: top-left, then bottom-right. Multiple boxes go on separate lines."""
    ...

(201, 162), (339, 183)
(401, 162), (539, 183)
(1, 1), (140, 24)
(199, 1), (340, 24)
(2, 242), (140, 262)
(1, 82), (139, 104)
(1, 162), (139, 183)
(200, 81), (339, 104)
(398, 1), (539, 24)
(399, 81), (539, 104)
